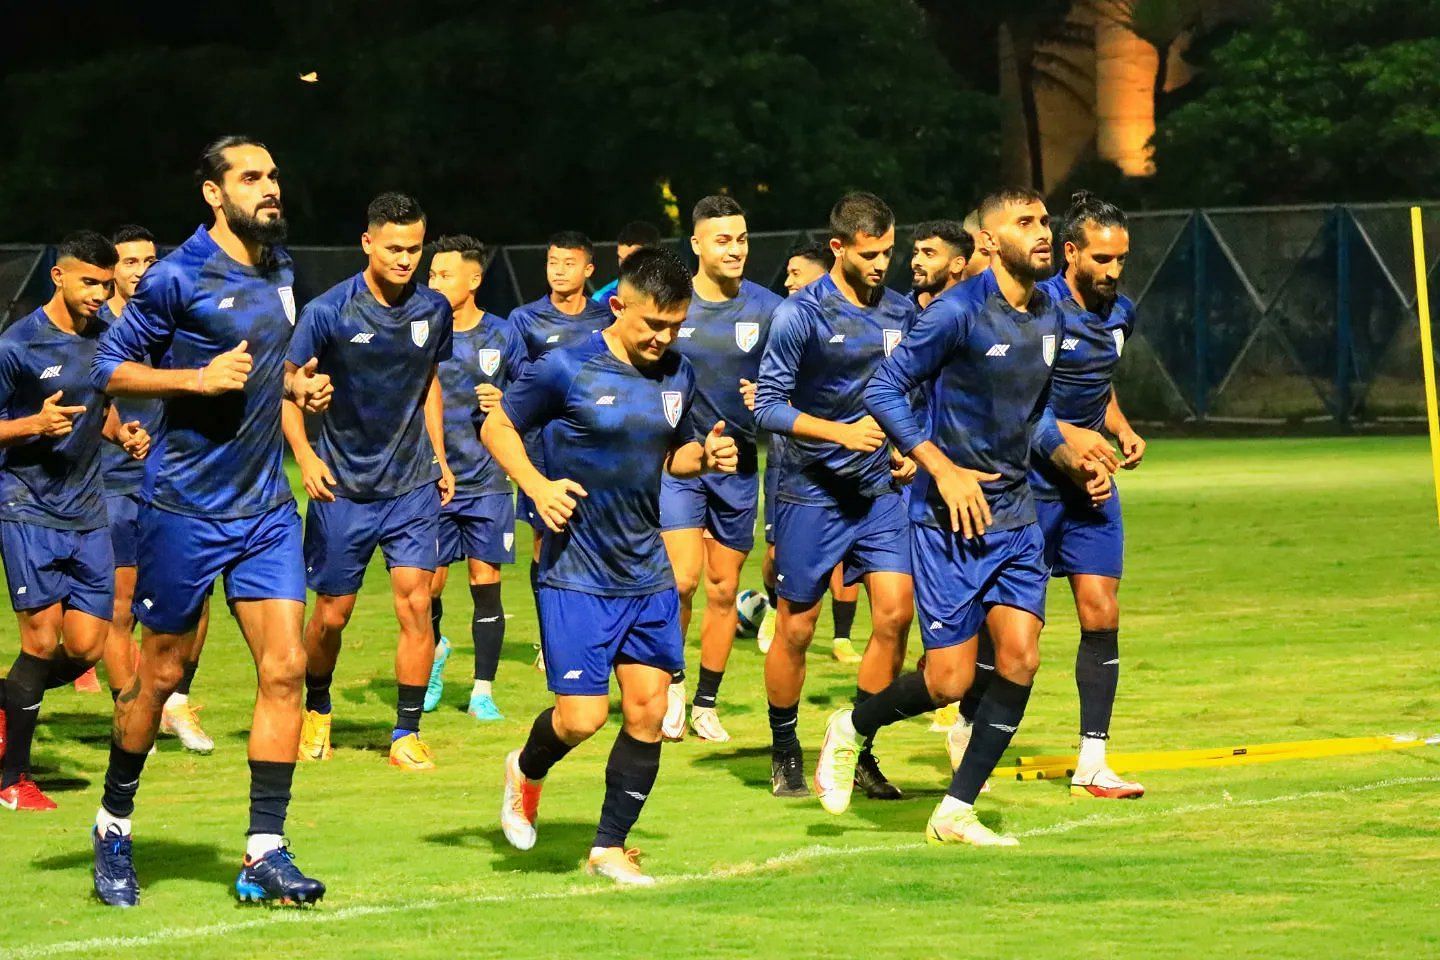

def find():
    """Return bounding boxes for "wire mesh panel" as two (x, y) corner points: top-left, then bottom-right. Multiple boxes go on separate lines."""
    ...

(0, 246), (46, 327)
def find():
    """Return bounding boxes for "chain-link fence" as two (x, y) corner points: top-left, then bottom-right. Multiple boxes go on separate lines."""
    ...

(7, 203), (1438, 425)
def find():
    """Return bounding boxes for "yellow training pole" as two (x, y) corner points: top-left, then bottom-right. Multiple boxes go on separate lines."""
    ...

(1410, 206), (1440, 527)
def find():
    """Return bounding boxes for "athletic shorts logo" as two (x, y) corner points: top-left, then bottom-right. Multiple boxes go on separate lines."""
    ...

(563, 669), (583, 680)
(15, 586), (25, 595)
(278, 287), (296, 325)
(661, 390), (683, 428)
(411, 320), (429, 348)
(349, 332), (374, 344)
(1113, 329), (1125, 356)
(883, 328), (902, 357)
(479, 348), (501, 376)
(503, 532), (514, 551)
(985, 344), (1010, 358)
(735, 321), (760, 353)
(1042, 334), (1056, 366)
(928, 620), (941, 630)
(39, 365), (62, 379)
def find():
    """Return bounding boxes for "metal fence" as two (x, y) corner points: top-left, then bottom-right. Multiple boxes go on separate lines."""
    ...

(6, 201), (1438, 425)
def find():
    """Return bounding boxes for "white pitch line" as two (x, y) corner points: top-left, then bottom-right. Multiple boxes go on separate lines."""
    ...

(10, 773), (1439, 960)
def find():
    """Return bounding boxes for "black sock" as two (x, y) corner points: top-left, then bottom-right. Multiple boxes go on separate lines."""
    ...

(470, 582), (504, 682)
(529, 561), (543, 636)
(247, 760), (295, 836)
(2, 652), (48, 787)
(764, 584), (778, 609)
(110, 687), (119, 703)
(1076, 628), (1119, 740)
(175, 660), (198, 697)
(853, 686), (878, 750)
(948, 675), (1032, 803)
(767, 701), (800, 753)
(958, 630), (996, 724)
(304, 671), (333, 714)
(852, 671), (935, 740)
(431, 595), (444, 646)
(0, 676), (6, 710)
(593, 730), (661, 849)
(100, 740), (150, 818)
(517, 707), (574, 780)
(394, 683), (425, 735)
(831, 598), (857, 639)
(692, 667), (723, 709)
(43, 651), (94, 690)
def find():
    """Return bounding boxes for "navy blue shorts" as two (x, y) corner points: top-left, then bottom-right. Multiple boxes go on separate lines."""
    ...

(762, 460), (779, 546)
(438, 492), (516, 566)
(772, 492), (910, 604)
(136, 501), (305, 634)
(538, 587), (684, 696)
(0, 521), (113, 618)
(1035, 488), (1124, 580)
(515, 489), (541, 529)
(659, 471), (759, 553)
(912, 522), (1048, 651)
(304, 484), (441, 596)
(106, 492), (143, 568)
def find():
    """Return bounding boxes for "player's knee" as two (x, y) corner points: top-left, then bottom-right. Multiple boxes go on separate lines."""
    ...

(996, 645), (1041, 684)
(146, 651), (187, 695)
(554, 702), (608, 742)
(704, 575), (738, 611)
(869, 598), (914, 641)
(674, 570), (701, 603)
(1076, 594), (1119, 631)
(402, 588), (432, 623)
(314, 600), (353, 635)
(256, 644), (307, 697)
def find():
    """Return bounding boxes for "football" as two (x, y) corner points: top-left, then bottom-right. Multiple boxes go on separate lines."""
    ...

(734, 588), (769, 638)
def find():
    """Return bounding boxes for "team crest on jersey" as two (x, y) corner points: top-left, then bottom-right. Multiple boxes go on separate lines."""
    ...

(735, 321), (760, 353)
(278, 286), (296, 325)
(479, 348), (501, 376)
(662, 390), (683, 428)
(883, 328), (903, 357)
(411, 320), (429, 348)
(1113, 329), (1125, 357)
(1042, 334), (1057, 367)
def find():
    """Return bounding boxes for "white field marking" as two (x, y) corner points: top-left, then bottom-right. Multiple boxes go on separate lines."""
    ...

(11, 774), (1439, 960)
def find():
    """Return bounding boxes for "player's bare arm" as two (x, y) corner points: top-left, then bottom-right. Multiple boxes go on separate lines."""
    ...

(908, 439), (1000, 539)
(0, 390), (87, 445)
(283, 356), (333, 414)
(1105, 386), (1145, 468)
(424, 367), (456, 506)
(481, 402), (586, 534)
(1057, 418), (1121, 472)
(105, 340), (253, 398)
(281, 398), (336, 502)
(666, 420), (738, 478)
(101, 404), (149, 460)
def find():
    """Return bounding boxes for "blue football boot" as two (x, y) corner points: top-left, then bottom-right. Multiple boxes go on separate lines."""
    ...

(93, 825), (139, 907)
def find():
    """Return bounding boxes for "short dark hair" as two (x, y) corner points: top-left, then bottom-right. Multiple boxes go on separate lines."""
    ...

(432, 234), (488, 268)
(978, 187), (1046, 227)
(111, 224), (155, 247)
(196, 135), (269, 186)
(57, 230), (118, 269)
(1061, 190), (1128, 249)
(616, 221), (662, 247)
(829, 192), (894, 244)
(787, 241), (832, 268)
(548, 230), (594, 262)
(911, 219), (974, 260)
(617, 246), (692, 311)
(367, 192), (426, 229)
(692, 195), (745, 226)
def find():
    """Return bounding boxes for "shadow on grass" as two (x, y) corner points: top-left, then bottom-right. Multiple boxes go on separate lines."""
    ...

(34, 837), (233, 888)
(38, 709), (113, 747)
(424, 820), (602, 874)
(690, 744), (774, 789)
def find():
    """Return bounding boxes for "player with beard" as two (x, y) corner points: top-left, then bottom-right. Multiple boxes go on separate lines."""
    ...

(658, 196), (783, 743)
(814, 188), (1111, 845)
(910, 220), (972, 310)
(950, 192), (1145, 799)
(0, 231), (149, 810)
(96, 225), (216, 753)
(754, 193), (917, 802)
(90, 136), (332, 905)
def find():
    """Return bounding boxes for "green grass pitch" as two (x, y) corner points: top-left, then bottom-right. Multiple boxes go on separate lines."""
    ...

(4, 436), (1439, 959)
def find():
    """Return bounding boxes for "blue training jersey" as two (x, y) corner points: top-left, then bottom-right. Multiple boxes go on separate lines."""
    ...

(501, 332), (698, 597)
(754, 272), (915, 506)
(440, 315), (528, 496)
(507, 294), (614, 468)
(866, 269), (1065, 534)
(286, 273), (453, 501)
(93, 225), (297, 520)
(0, 308), (112, 530)
(96, 302), (163, 498)
(1028, 273), (1136, 502)
(670, 279), (782, 475)
(592, 279), (619, 303)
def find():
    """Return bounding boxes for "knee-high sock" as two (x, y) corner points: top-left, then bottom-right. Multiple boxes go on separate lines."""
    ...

(593, 730), (661, 849)
(248, 760), (295, 836)
(431, 596), (445, 646)
(948, 675), (1032, 803)
(957, 630), (996, 724)
(2, 652), (49, 787)
(471, 582), (504, 682)
(851, 671), (935, 740)
(43, 651), (94, 690)
(517, 707), (574, 781)
(831, 597), (857, 639)
(1076, 628), (1119, 740)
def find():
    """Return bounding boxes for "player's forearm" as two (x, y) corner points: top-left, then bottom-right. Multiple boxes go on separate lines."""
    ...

(101, 404), (123, 446)
(480, 416), (547, 494)
(665, 442), (705, 479)
(0, 415), (42, 446)
(281, 399), (319, 462)
(908, 440), (959, 478)
(101, 360), (203, 398)
(424, 374), (449, 470)
(1104, 388), (1132, 436)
